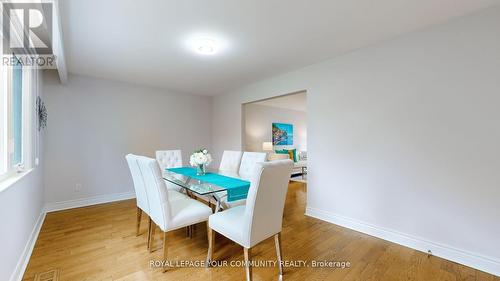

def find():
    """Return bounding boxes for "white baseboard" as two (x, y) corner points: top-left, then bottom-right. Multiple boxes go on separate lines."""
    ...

(305, 206), (500, 277)
(10, 210), (46, 281)
(45, 191), (136, 213)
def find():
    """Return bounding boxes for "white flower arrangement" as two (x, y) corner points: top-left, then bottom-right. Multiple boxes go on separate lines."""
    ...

(189, 148), (212, 167)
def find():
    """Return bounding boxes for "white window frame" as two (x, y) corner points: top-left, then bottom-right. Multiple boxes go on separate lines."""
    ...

(0, 3), (38, 183)
(0, 60), (36, 182)
(22, 67), (35, 170)
(0, 62), (8, 181)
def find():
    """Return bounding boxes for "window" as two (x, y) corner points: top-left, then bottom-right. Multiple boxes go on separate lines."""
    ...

(0, 56), (37, 182)
(10, 58), (23, 167)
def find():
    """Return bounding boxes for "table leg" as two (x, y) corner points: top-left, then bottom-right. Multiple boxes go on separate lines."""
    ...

(211, 193), (223, 213)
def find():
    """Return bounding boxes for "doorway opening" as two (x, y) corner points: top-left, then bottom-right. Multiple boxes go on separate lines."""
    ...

(242, 91), (307, 183)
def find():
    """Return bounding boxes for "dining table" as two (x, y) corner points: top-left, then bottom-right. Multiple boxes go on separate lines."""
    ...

(162, 167), (251, 212)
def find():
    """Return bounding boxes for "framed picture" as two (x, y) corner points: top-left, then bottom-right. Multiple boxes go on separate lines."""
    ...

(272, 123), (293, 145)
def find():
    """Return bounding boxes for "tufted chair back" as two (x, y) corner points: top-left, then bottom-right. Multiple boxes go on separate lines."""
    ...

(219, 150), (243, 173)
(137, 156), (171, 230)
(156, 150), (183, 171)
(125, 154), (149, 214)
(238, 152), (267, 179)
(243, 159), (293, 247)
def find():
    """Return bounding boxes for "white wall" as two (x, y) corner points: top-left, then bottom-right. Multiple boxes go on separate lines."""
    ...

(0, 170), (44, 281)
(244, 103), (306, 152)
(43, 73), (212, 206)
(0, 72), (45, 281)
(212, 7), (500, 275)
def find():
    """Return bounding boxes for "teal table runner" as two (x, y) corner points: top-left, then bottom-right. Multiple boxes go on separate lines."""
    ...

(167, 167), (250, 202)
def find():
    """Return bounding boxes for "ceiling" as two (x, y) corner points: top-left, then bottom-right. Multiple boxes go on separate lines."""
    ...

(60, 0), (498, 96)
(253, 92), (307, 112)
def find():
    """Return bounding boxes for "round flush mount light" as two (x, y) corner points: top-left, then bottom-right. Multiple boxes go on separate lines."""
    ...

(184, 33), (229, 56)
(195, 38), (217, 55)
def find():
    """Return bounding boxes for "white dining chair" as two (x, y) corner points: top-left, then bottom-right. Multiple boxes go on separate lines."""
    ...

(137, 156), (212, 272)
(211, 152), (266, 210)
(126, 154), (188, 247)
(207, 159), (293, 281)
(125, 154), (150, 238)
(156, 150), (183, 191)
(156, 150), (183, 170)
(238, 152), (267, 179)
(219, 150), (243, 173)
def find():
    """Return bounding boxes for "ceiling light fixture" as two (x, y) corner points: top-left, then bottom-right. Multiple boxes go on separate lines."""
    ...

(194, 38), (217, 55)
(184, 33), (229, 56)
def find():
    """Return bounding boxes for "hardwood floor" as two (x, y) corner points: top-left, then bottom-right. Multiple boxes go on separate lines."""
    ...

(23, 182), (498, 281)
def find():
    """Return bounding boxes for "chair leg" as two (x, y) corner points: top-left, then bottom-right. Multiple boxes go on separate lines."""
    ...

(244, 247), (253, 281)
(206, 224), (215, 267)
(147, 217), (152, 250)
(274, 233), (284, 276)
(186, 226), (190, 237)
(189, 225), (194, 238)
(136, 207), (142, 236)
(162, 232), (169, 272)
(149, 221), (156, 253)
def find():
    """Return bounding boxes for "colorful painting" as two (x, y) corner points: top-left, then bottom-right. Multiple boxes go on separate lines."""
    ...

(272, 123), (293, 145)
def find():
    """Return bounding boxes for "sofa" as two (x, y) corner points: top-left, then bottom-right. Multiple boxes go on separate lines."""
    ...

(268, 151), (307, 178)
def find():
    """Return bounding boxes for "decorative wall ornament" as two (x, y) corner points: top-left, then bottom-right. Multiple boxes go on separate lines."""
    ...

(36, 96), (47, 131)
